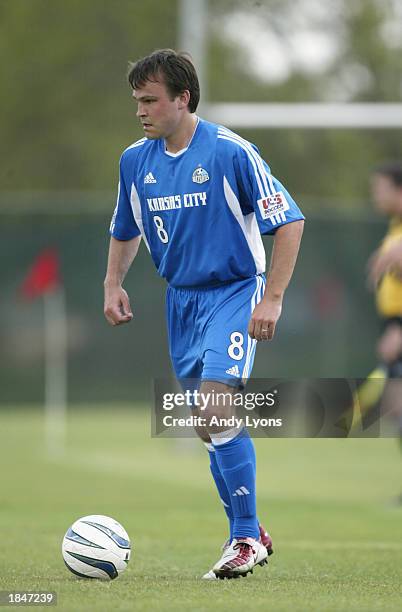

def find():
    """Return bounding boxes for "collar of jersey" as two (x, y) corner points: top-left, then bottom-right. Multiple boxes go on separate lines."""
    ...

(162, 116), (200, 158)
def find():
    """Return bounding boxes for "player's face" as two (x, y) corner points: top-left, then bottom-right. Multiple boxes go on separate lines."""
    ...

(133, 79), (184, 140)
(371, 174), (402, 215)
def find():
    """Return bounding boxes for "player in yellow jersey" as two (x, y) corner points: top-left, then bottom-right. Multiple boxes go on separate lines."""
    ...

(368, 163), (402, 372)
(367, 162), (402, 496)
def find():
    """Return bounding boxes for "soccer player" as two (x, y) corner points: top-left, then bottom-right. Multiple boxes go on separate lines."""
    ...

(104, 49), (304, 578)
(367, 163), (402, 495)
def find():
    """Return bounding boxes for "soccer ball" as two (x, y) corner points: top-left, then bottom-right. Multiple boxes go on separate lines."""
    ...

(62, 515), (131, 580)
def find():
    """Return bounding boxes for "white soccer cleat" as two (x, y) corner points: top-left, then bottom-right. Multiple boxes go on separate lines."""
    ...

(202, 538), (231, 580)
(201, 525), (272, 580)
(212, 537), (268, 579)
(202, 569), (218, 580)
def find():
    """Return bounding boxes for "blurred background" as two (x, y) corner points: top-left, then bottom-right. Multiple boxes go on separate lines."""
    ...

(1, 3), (402, 608)
(1, 0), (402, 405)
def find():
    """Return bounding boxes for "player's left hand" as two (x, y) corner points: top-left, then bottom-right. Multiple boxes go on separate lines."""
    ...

(248, 297), (282, 341)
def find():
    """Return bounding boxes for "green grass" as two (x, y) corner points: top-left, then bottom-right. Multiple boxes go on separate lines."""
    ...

(1, 405), (402, 611)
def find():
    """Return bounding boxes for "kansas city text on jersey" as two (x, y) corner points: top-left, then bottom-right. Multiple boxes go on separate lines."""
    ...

(147, 191), (207, 212)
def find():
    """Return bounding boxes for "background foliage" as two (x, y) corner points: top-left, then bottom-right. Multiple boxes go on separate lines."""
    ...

(1, 0), (401, 401)
(0, 0), (401, 207)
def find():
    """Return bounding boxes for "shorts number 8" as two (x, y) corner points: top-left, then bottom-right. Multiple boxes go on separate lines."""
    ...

(228, 331), (244, 361)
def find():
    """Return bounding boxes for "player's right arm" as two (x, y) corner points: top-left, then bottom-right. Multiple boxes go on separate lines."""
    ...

(105, 149), (143, 326)
(104, 236), (141, 326)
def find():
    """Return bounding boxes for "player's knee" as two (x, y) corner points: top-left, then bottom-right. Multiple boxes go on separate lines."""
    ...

(202, 403), (234, 429)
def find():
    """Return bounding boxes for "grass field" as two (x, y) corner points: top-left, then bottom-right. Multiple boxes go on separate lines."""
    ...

(1, 405), (402, 612)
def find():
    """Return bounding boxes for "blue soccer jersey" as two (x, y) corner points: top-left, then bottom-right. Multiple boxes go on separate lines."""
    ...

(110, 118), (304, 288)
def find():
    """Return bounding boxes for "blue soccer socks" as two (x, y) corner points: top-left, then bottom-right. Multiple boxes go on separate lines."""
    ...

(211, 429), (259, 540)
(206, 444), (234, 541)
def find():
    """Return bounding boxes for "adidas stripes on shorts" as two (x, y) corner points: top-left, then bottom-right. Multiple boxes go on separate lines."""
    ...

(166, 274), (265, 388)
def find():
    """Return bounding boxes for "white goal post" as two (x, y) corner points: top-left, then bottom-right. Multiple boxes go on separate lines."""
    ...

(203, 103), (402, 129)
(180, 0), (402, 130)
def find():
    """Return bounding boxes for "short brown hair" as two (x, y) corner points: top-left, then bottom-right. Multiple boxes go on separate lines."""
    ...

(127, 49), (200, 113)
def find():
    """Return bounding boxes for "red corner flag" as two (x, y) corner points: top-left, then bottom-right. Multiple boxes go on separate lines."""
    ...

(20, 248), (61, 301)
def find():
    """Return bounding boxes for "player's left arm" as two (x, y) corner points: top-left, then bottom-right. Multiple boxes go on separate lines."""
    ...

(248, 220), (304, 341)
(231, 141), (304, 340)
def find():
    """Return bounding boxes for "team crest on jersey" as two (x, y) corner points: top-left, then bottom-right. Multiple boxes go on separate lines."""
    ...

(257, 191), (290, 221)
(192, 165), (209, 184)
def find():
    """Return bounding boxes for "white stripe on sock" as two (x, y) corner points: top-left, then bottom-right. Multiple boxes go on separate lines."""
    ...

(210, 426), (244, 446)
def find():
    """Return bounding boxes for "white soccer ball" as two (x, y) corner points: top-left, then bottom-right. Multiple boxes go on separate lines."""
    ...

(62, 515), (131, 580)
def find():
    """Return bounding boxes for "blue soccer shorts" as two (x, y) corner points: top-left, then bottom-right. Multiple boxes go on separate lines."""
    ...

(166, 274), (265, 388)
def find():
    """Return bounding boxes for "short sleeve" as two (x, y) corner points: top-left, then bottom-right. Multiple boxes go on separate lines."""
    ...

(235, 144), (305, 235)
(109, 156), (141, 241)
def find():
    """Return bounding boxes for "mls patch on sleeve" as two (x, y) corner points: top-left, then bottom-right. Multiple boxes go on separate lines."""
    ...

(257, 191), (290, 221)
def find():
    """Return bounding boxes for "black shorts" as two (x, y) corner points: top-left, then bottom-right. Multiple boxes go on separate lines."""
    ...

(382, 317), (402, 378)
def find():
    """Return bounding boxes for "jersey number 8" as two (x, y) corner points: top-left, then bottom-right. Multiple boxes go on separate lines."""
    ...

(153, 216), (169, 244)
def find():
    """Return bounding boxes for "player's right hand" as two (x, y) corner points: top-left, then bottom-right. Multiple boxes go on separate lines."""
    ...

(104, 285), (133, 326)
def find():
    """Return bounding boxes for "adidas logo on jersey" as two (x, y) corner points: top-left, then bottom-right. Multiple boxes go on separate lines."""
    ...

(232, 486), (250, 496)
(225, 365), (240, 377)
(144, 172), (157, 184)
